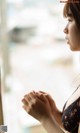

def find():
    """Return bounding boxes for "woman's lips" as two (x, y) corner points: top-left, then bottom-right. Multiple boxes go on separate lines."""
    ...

(65, 37), (69, 44)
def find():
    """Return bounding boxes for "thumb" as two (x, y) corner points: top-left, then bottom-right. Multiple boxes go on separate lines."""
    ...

(38, 91), (54, 104)
(45, 95), (56, 108)
(37, 93), (49, 104)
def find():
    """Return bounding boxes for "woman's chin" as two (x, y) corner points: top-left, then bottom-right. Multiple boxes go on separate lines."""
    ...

(66, 40), (70, 44)
(69, 46), (77, 51)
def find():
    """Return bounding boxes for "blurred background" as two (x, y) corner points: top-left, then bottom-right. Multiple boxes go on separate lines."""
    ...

(0, 0), (80, 133)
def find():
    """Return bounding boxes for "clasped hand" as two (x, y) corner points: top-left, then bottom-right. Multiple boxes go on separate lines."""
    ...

(22, 91), (57, 123)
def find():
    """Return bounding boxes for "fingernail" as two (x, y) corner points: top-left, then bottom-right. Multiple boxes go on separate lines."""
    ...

(33, 90), (35, 93)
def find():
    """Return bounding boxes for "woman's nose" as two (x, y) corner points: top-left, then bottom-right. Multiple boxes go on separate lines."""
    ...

(63, 24), (68, 34)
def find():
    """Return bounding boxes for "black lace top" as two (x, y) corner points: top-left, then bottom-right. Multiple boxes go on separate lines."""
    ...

(62, 88), (80, 133)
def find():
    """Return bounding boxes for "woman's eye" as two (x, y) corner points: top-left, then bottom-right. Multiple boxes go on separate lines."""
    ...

(67, 17), (73, 22)
(68, 19), (72, 22)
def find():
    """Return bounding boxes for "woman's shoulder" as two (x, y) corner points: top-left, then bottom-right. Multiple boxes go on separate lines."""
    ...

(64, 85), (80, 111)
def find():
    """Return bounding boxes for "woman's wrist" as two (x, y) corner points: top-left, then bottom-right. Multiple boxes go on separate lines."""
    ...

(41, 114), (64, 133)
(41, 113), (53, 125)
(41, 114), (58, 130)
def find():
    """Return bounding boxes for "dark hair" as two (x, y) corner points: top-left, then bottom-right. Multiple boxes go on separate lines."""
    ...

(63, 1), (80, 28)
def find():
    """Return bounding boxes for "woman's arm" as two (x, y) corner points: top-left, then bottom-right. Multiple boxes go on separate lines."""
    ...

(47, 95), (64, 129)
(53, 108), (64, 129)
(41, 115), (64, 133)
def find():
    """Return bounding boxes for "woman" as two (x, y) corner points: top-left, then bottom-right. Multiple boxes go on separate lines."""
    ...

(22, 1), (80, 133)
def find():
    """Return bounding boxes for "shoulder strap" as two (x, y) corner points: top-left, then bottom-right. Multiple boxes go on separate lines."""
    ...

(63, 84), (80, 112)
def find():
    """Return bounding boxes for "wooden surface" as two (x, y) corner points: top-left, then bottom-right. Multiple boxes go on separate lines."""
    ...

(0, 72), (4, 125)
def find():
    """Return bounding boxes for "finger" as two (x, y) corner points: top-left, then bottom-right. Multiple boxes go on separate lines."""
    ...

(29, 92), (36, 98)
(45, 95), (56, 110)
(37, 93), (49, 104)
(22, 100), (32, 113)
(37, 92), (54, 106)
(32, 91), (47, 103)
(38, 91), (51, 98)
(24, 91), (34, 99)
(32, 90), (36, 94)
(39, 92), (53, 101)
(24, 93), (37, 106)
(39, 91), (47, 95)
(22, 105), (28, 112)
(27, 92), (46, 104)
(36, 91), (49, 100)
(36, 91), (46, 96)
(22, 105), (26, 110)
(28, 92), (36, 102)
(22, 98), (28, 105)
(24, 91), (36, 99)
(46, 94), (54, 102)
(24, 94), (32, 101)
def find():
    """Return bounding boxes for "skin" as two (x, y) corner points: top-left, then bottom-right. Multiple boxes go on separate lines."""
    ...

(22, 91), (64, 133)
(22, 7), (80, 133)
(64, 13), (80, 51)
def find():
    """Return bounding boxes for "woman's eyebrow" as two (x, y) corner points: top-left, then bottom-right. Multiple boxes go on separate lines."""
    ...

(67, 13), (73, 17)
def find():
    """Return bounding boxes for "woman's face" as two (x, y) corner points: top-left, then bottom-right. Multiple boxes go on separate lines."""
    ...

(64, 10), (80, 51)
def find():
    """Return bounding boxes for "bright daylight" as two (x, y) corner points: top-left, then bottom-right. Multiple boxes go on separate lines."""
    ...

(0, 0), (80, 133)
